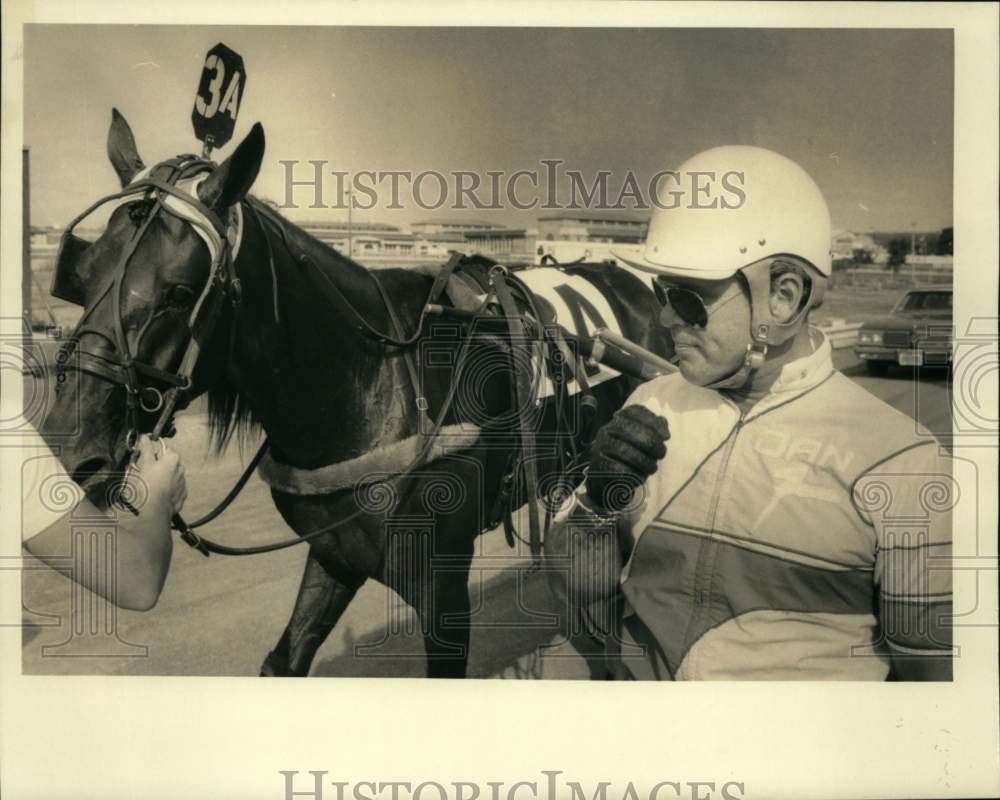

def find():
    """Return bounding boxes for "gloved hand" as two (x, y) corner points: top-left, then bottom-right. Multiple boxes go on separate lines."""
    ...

(585, 405), (670, 513)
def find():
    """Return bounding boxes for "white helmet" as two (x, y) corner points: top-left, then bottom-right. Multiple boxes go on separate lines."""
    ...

(613, 146), (833, 388)
(614, 145), (832, 279)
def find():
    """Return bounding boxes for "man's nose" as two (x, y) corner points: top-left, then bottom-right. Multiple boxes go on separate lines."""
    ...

(660, 303), (689, 329)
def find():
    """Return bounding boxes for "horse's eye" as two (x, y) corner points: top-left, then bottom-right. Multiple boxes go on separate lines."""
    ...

(165, 285), (196, 309)
(128, 201), (152, 224)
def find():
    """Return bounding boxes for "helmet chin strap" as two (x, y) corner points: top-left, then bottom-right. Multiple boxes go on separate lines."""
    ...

(701, 257), (820, 391)
(703, 351), (758, 390)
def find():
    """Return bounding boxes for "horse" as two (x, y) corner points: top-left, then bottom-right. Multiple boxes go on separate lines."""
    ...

(41, 110), (673, 678)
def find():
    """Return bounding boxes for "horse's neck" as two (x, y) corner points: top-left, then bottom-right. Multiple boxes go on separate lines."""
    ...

(228, 203), (427, 468)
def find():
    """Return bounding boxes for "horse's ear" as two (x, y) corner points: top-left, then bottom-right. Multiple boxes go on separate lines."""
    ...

(198, 123), (265, 211)
(107, 108), (145, 188)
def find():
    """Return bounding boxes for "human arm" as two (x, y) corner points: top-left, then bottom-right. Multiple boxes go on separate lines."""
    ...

(23, 436), (187, 611)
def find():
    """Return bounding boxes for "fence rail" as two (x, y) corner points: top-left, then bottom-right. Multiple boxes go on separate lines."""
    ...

(831, 267), (952, 290)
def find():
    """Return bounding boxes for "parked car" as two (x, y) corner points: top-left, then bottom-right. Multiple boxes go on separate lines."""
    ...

(854, 286), (953, 376)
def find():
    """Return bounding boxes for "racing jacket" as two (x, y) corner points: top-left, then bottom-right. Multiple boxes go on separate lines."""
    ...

(557, 331), (953, 680)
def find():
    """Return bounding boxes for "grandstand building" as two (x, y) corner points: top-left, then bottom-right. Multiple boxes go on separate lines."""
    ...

(536, 211), (648, 244)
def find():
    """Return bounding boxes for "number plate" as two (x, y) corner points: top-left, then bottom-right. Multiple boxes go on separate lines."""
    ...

(898, 351), (924, 366)
(191, 43), (246, 150)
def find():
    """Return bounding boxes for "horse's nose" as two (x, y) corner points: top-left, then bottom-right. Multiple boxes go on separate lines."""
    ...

(68, 453), (113, 497)
(68, 451), (108, 477)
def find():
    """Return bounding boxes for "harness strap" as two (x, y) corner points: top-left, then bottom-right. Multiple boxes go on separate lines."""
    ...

(130, 176), (229, 239)
(491, 267), (543, 565)
(557, 325), (598, 440)
(72, 349), (192, 388)
(370, 276), (433, 433)
(299, 248), (463, 347)
(427, 252), (465, 309)
(150, 336), (201, 440)
(493, 451), (519, 548)
(366, 252), (465, 433)
(112, 195), (168, 435)
(548, 325), (594, 465)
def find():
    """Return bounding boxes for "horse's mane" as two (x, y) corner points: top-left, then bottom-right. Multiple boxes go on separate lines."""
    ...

(206, 376), (261, 455)
(205, 196), (289, 454)
(203, 195), (369, 455)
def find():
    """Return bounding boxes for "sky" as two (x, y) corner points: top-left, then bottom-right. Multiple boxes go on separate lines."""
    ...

(24, 25), (953, 233)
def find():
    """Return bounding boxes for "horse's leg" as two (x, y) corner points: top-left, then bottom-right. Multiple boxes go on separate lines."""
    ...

(260, 553), (360, 677)
(384, 532), (472, 679)
(419, 562), (473, 679)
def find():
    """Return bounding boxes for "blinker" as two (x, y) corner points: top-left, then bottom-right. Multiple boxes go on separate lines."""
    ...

(51, 231), (94, 306)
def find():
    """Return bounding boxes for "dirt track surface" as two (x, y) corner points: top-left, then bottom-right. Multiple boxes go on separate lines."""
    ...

(18, 350), (951, 678)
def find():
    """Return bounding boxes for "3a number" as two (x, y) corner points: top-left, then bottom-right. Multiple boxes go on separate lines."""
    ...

(195, 55), (225, 118)
(195, 55), (241, 120)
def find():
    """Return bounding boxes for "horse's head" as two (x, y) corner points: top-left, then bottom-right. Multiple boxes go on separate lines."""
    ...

(42, 109), (265, 504)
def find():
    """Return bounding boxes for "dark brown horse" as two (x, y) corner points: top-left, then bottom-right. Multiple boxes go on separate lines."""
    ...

(42, 112), (672, 677)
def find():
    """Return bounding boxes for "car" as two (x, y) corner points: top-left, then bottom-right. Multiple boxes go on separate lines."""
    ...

(854, 286), (953, 377)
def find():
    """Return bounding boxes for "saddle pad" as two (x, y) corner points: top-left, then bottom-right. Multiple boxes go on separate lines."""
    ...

(442, 265), (626, 399)
(439, 262), (628, 400)
(515, 268), (625, 398)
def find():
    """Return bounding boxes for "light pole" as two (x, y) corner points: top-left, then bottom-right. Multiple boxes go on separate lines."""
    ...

(346, 187), (353, 258)
(23, 147), (31, 334)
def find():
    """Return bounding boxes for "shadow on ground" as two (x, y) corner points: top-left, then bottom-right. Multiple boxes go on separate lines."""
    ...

(311, 567), (579, 679)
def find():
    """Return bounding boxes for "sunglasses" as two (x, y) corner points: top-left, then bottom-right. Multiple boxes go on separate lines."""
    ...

(652, 277), (742, 328)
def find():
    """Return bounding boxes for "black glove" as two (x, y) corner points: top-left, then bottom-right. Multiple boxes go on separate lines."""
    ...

(585, 405), (670, 513)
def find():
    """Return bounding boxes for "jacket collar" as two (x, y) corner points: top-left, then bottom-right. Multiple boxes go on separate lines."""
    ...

(741, 327), (834, 418)
(769, 327), (833, 393)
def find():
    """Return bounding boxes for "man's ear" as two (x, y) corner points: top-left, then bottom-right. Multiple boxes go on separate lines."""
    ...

(769, 269), (807, 325)
(107, 108), (145, 187)
(197, 123), (265, 211)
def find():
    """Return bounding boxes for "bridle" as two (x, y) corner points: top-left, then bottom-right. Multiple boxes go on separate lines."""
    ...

(55, 155), (243, 449)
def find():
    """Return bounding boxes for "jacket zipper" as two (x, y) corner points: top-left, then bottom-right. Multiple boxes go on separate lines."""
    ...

(682, 408), (745, 676)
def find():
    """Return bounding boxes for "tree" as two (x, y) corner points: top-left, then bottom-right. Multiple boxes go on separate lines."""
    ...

(936, 226), (953, 255)
(852, 247), (873, 265)
(888, 238), (908, 273)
